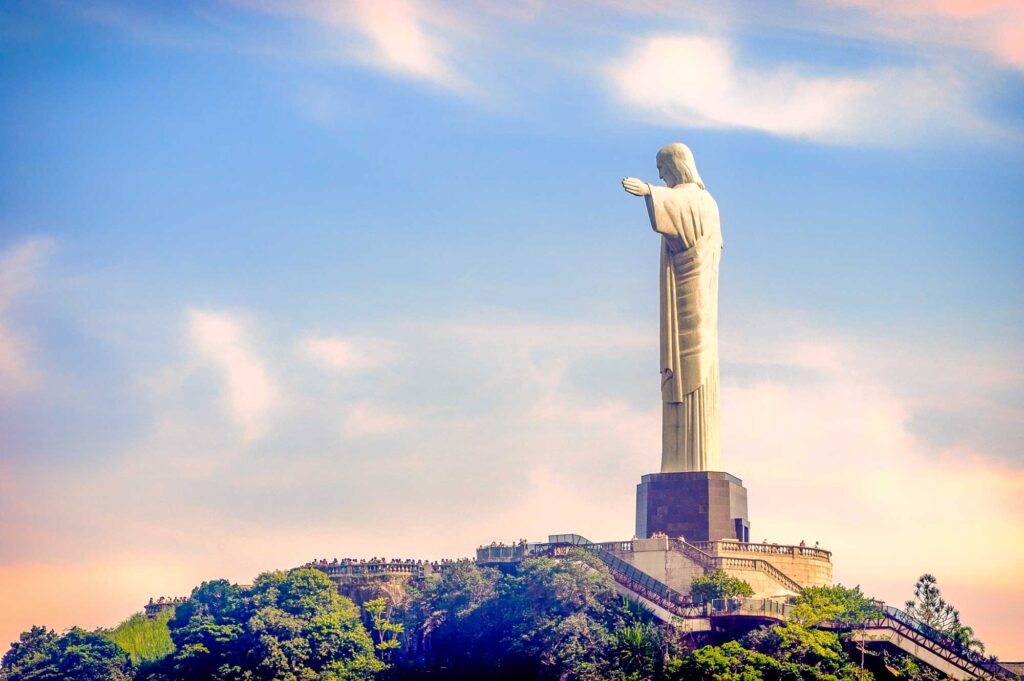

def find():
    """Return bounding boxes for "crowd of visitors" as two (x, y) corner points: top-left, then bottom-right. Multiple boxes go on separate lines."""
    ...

(303, 556), (458, 574)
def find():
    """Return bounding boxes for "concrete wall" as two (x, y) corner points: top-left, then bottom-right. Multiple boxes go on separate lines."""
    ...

(722, 566), (797, 599)
(622, 536), (705, 595)
(617, 537), (832, 599)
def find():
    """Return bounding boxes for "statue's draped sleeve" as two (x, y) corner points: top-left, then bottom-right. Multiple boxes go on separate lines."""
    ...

(644, 184), (723, 401)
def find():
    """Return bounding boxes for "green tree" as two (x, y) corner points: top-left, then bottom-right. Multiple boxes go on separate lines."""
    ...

(496, 550), (620, 678)
(610, 621), (661, 680)
(904, 574), (958, 631)
(741, 621), (870, 681)
(400, 559), (502, 673)
(144, 569), (381, 680)
(947, 623), (984, 655)
(397, 551), (669, 680)
(679, 640), (783, 681)
(791, 585), (881, 627)
(903, 574), (986, 655)
(883, 650), (946, 681)
(689, 569), (754, 603)
(1, 626), (58, 679)
(159, 579), (248, 679)
(1, 625), (132, 681)
(362, 598), (403, 660)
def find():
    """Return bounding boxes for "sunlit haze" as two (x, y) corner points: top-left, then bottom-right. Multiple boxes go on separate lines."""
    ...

(1, 0), (1022, 659)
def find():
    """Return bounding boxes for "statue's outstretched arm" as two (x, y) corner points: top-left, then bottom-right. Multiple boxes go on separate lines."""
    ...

(622, 177), (651, 196)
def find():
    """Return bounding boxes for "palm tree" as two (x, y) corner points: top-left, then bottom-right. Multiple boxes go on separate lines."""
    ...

(949, 623), (985, 655)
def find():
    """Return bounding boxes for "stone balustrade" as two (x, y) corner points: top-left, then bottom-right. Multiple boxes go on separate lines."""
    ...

(305, 557), (457, 580)
(690, 540), (831, 561)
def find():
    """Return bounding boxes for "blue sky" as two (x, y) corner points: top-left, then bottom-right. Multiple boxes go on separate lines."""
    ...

(1, 0), (1022, 657)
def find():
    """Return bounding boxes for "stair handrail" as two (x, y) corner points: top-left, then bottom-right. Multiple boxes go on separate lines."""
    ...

(483, 540), (1015, 679)
(671, 539), (804, 595)
(748, 559), (804, 594)
(670, 539), (717, 570)
(879, 606), (1016, 679)
(541, 536), (704, 620)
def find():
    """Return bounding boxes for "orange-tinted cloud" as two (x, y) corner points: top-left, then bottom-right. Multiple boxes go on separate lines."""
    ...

(829, 0), (1024, 69)
(1, 316), (1020, 659)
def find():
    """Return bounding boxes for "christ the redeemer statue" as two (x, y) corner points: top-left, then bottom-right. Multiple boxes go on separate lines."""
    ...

(623, 143), (723, 473)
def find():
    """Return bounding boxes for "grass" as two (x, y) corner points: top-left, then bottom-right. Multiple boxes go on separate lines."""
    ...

(103, 610), (175, 664)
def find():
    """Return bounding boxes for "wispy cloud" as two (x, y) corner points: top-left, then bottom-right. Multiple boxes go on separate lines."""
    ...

(2, 311), (1022, 655)
(239, 0), (473, 93)
(186, 308), (279, 443)
(60, 1), (1019, 144)
(0, 237), (55, 394)
(606, 34), (993, 145)
(340, 402), (420, 438)
(297, 334), (400, 372)
(828, 0), (1024, 70)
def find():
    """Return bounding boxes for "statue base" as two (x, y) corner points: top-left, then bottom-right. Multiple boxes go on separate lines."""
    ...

(636, 471), (750, 542)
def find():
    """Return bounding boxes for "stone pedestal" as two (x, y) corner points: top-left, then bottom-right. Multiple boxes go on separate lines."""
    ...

(636, 471), (750, 542)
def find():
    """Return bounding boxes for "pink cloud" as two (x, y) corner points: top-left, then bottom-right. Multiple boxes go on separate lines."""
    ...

(722, 335), (1023, 658)
(2, 314), (1020, 659)
(297, 334), (400, 372)
(187, 308), (279, 443)
(829, 0), (1024, 69)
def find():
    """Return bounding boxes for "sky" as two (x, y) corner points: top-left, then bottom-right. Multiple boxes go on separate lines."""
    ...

(1, 0), (1022, 659)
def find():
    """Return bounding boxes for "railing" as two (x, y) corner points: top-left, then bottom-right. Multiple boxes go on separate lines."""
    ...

(597, 541), (634, 553)
(669, 539), (717, 570)
(710, 598), (791, 620)
(518, 535), (704, 620)
(671, 540), (805, 595)
(310, 561), (452, 579)
(875, 606), (1016, 679)
(324, 563), (422, 576)
(144, 599), (185, 619)
(747, 560), (805, 595)
(690, 540), (832, 561)
(475, 545), (531, 562)
(480, 538), (1016, 680)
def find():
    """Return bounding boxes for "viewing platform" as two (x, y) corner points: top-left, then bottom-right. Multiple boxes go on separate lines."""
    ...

(477, 534), (1013, 680)
(303, 556), (456, 586)
(476, 534), (831, 599)
(144, 596), (187, 619)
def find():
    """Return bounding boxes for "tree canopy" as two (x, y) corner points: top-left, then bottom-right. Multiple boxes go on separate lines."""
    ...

(3, 561), (994, 681)
(904, 574), (985, 655)
(140, 568), (382, 680)
(689, 568), (755, 602)
(1, 625), (132, 681)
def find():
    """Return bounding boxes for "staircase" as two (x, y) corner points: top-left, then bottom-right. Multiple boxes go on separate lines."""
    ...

(668, 538), (805, 595)
(478, 535), (1017, 680)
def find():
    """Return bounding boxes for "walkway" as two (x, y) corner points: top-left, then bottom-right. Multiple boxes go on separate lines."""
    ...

(476, 534), (1017, 681)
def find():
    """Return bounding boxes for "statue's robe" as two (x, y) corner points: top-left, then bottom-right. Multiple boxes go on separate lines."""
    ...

(645, 182), (723, 473)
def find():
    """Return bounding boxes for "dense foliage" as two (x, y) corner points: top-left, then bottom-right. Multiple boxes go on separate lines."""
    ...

(790, 585), (881, 627)
(3, 561), (996, 681)
(689, 568), (755, 602)
(140, 568), (382, 680)
(1, 625), (132, 681)
(396, 550), (679, 679)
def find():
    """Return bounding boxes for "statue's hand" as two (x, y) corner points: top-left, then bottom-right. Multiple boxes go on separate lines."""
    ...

(622, 177), (651, 196)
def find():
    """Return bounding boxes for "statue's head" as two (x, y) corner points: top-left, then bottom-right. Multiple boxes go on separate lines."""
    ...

(656, 143), (705, 190)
